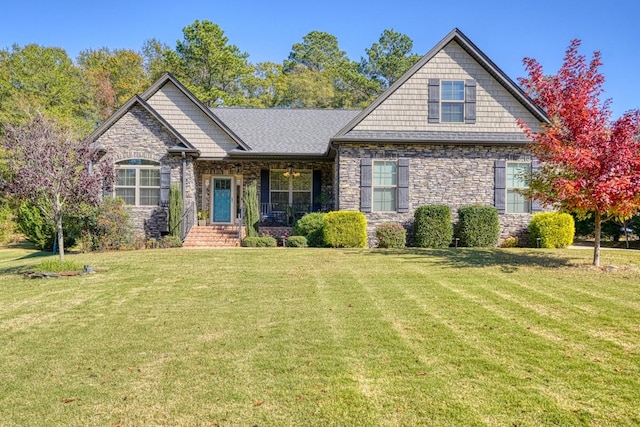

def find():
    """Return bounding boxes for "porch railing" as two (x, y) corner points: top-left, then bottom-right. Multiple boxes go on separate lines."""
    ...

(259, 203), (315, 227)
(180, 200), (196, 241)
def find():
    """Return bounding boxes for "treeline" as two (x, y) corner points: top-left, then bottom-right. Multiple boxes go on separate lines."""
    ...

(0, 20), (421, 137)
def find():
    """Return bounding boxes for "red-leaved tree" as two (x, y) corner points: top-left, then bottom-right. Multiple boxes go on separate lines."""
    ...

(1, 114), (113, 261)
(518, 40), (640, 266)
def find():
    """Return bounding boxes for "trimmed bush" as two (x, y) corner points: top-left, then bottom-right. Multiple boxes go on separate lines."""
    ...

(528, 212), (575, 248)
(292, 212), (326, 247)
(456, 206), (500, 247)
(323, 211), (367, 248)
(241, 236), (277, 247)
(501, 236), (520, 248)
(286, 235), (308, 247)
(375, 222), (406, 248)
(413, 204), (453, 248)
(92, 197), (134, 251)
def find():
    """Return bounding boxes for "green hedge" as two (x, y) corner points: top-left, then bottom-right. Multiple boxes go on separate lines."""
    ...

(241, 236), (277, 247)
(456, 206), (500, 247)
(413, 204), (453, 248)
(286, 235), (308, 247)
(528, 212), (575, 248)
(323, 211), (367, 248)
(375, 222), (406, 248)
(292, 212), (326, 247)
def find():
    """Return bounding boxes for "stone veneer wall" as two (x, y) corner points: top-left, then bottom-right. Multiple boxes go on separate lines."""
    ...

(95, 105), (197, 238)
(337, 143), (536, 246)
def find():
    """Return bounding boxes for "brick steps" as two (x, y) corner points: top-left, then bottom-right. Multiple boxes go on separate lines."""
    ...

(183, 225), (241, 248)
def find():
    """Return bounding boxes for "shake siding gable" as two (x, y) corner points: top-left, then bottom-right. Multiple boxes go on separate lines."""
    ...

(351, 41), (541, 134)
(146, 82), (238, 158)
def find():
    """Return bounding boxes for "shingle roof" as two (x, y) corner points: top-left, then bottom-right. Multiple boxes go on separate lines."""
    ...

(211, 108), (361, 156)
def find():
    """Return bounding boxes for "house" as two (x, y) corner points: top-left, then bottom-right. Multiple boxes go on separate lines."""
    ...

(87, 28), (548, 246)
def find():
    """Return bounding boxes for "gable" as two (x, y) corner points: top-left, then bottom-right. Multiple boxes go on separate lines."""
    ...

(146, 81), (241, 159)
(336, 29), (547, 143)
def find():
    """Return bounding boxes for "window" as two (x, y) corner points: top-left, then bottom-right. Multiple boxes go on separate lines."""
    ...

(441, 80), (465, 122)
(269, 169), (312, 212)
(373, 161), (397, 211)
(506, 162), (531, 213)
(115, 159), (161, 206)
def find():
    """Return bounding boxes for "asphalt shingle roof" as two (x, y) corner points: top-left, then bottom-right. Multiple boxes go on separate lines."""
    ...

(211, 108), (361, 155)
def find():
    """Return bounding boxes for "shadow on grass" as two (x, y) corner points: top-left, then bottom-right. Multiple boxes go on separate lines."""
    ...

(0, 249), (54, 276)
(368, 247), (581, 272)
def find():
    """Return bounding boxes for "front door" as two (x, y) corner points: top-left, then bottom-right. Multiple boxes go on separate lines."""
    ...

(212, 177), (233, 223)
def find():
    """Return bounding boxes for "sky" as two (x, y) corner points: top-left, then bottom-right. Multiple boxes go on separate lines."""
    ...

(2, 0), (638, 117)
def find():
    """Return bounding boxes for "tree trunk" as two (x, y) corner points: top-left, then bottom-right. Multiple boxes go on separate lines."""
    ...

(593, 211), (601, 267)
(56, 213), (65, 262)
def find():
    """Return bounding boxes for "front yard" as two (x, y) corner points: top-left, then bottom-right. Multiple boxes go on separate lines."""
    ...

(0, 247), (639, 425)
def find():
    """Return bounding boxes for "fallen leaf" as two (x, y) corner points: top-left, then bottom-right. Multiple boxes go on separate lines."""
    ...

(253, 401), (264, 406)
(61, 398), (76, 404)
(564, 354), (572, 359)
(296, 396), (304, 401)
(416, 371), (426, 376)
(615, 367), (622, 372)
(594, 358), (602, 363)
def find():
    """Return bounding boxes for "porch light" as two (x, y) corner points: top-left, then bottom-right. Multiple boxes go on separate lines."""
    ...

(283, 164), (300, 178)
(235, 163), (242, 174)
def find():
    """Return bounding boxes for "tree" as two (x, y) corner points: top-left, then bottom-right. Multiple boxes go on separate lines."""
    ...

(518, 40), (640, 266)
(170, 20), (253, 106)
(0, 44), (96, 135)
(77, 48), (149, 120)
(361, 29), (421, 88)
(141, 38), (173, 80)
(284, 31), (348, 73)
(1, 114), (113, 260)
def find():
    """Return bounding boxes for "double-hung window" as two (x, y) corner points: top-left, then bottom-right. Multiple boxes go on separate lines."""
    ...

(441, 80), (465, 122)
(506, 162), (531, 213)
(115, 159), (161, 206)
(373, 161), (397, 211)
(269, 169), (312, 213)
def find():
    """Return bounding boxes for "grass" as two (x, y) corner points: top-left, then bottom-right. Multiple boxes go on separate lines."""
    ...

(0, 246), (639, 426)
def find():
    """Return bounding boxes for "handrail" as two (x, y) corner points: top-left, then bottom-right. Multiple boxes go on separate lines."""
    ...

(168, 199), (195, 241)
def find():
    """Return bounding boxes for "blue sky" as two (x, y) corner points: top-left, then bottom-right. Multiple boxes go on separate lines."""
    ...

(2, 0), (638, 117)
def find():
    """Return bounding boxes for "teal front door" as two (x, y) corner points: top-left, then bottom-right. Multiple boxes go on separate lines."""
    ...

(212, 178), (232, 223)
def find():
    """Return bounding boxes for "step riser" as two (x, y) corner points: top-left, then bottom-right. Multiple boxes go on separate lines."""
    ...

(183, 226), (243, 248)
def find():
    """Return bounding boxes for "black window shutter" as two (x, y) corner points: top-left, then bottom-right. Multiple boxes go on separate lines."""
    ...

(312, 170), (322, 212)
(428, 78), (440, 123)
(494, 160), (506, 214)
(397, 158), (409, 213)
(260, 169), (270, 208)
(160, 165), (171, 206)
(465, 79), (476, 124)
(531, 160), (543, 212)
(360, 158), (372, 213)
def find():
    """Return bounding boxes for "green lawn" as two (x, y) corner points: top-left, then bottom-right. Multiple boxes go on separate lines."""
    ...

(1, 246), (639, 426)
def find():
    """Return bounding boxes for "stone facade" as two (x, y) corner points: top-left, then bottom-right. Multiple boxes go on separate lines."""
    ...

(95, 105), (197, 238)
(336, 143), (536, 246)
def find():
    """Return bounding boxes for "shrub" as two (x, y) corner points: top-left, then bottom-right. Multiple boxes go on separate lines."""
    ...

(92, 197), (135, 251)
(292, 212), (326, 247)
(241, 236), (277, 247)
(501, 236), (520, 248)
(413, 205), (453, 248)
(375, 222), (406, 248)
(16, 202), (81, 251)
(323, 211), (367, 248)
(169, 183), (182, 238)
(244, 181), (259, 238)
(528, 212), (575, 248)
(286, 235), (308, 247)
(158, 235), (183, 248)
(456, 206), (500, 247)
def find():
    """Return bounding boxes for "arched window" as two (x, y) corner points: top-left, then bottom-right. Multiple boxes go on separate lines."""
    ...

(115, 159), (161, 206)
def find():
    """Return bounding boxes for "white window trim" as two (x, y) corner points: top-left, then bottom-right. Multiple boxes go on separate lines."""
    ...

(505, 161), (532, 214)
(372, 160), (398, 212)
(441, 80), (465, 123)
(115, 159), (161, 206)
